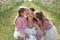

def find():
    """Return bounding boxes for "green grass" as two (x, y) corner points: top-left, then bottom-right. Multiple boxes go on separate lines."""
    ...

(0, 2), (24, 40)
(0, 1), (60, 40)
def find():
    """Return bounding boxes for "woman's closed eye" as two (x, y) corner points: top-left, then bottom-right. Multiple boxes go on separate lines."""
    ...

(27, 13), (33, 15)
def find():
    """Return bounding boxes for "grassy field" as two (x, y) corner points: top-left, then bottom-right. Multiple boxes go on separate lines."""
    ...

(0, 1), (60, 40)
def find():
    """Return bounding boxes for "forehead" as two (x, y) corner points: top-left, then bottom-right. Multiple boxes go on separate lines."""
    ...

(28, 10), (33, 14)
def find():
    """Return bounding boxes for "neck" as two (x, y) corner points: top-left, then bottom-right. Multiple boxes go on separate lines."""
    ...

(28, 19), (34, 28)
(28, 18), (33, 22)
(21, 13), (24, 17)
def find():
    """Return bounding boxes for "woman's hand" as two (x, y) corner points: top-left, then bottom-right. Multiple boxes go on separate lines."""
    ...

(25, 33), (29, 39)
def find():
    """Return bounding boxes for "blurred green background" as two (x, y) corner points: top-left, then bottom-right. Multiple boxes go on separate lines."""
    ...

(0, 0), (60, 40)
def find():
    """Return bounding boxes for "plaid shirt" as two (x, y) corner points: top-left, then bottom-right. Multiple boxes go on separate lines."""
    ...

(37, 19), (52, 30)
(15, 16), (27, 34)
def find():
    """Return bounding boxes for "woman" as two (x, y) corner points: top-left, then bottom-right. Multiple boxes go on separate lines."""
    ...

(13, 6), (29, 40)
(25, 9), (38, 40)
(34, 11), (57, 40)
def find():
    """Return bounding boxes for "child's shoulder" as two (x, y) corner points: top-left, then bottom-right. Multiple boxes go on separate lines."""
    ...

(16, 17), (22, 21)
(18, 17), (26, 21)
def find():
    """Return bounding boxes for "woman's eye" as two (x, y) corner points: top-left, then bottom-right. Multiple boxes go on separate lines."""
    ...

(31, 13), (33, 14)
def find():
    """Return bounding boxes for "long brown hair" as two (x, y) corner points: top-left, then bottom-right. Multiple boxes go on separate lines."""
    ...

(18, 8), (26, 17)
(36, 11), (45, 26)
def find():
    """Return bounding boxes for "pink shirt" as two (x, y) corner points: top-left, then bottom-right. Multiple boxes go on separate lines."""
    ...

(15, 16), (27, 34)
(37, 19), (52, 30)
(44, 19), (52, 30)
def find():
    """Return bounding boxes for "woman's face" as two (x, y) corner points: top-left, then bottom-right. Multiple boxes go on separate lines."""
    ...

(27, 10), (34, 19)
(34, 13), (37, 19)
(34, 13), (36, 18)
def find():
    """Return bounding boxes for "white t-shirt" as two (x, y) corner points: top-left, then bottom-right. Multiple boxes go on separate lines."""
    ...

(25, 27), (37, 40)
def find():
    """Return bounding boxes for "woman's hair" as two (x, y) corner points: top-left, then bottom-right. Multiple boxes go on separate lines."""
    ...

(18, 8), (26, 17)
(33, 18), (37, 22)
(35, 11), (45, 26)
(30, 7), (35, 12)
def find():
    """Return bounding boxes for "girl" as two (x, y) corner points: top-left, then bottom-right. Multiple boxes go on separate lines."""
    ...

(34, 11), (45, 40)
(13, 6), (29, 40)
(34, 11), (57, 40)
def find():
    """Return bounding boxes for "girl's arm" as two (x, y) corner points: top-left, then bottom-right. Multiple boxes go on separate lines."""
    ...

(15, 18), (25, 34)
(15, 17), (29, 38)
